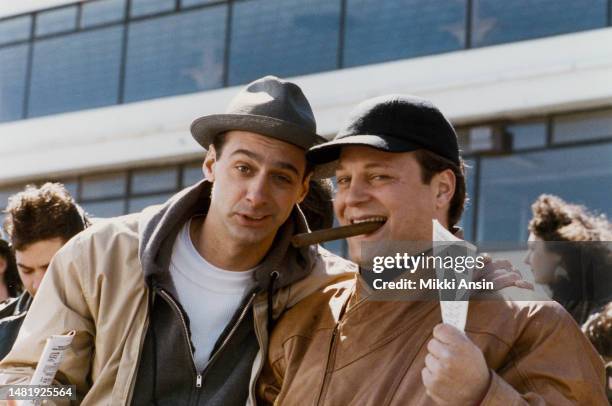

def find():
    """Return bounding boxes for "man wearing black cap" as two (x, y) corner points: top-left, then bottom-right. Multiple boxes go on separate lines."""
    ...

(258, 95), (607, 405)
(0, 76), (354, 405)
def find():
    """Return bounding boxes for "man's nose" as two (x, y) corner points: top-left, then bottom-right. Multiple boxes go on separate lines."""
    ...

(31, 280), (40, 296)
(343, 179), (369, 207)
(32, 269), (47, 295)
(245, 175), (270, 207)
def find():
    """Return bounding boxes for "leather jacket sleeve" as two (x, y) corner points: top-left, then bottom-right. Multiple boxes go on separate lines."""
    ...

(476, 304), (606, 405)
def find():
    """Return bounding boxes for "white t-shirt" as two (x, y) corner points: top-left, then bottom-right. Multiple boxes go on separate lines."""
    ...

(169, 218), (256, 371)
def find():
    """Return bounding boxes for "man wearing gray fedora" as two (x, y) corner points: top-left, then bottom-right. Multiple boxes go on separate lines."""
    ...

(0, 76), (355, 405)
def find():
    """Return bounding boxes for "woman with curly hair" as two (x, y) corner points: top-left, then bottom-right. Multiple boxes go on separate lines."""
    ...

(525, 194), (612, 324)
(0, 238), (21, 302)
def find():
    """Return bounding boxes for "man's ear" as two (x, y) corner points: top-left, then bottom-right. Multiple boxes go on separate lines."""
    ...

(297, 172), (312, 204)
(432, 169), (455, 211)
(203, 145), (217, 182)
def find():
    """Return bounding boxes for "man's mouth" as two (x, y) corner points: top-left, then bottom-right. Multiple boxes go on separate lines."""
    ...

(242, 214), (267, 220)
(349, 216), (387, 225)
(236, 213), (271, 224)
(348, 216), (387, 237)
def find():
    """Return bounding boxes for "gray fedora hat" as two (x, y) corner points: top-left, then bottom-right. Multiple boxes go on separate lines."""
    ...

(191, 76), (325, 150)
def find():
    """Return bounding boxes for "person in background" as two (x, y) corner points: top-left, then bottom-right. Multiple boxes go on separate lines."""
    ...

(0, 239), (21, 302)
(0, 183), (89, 359)
(525, 194), (612, 324)
(582, 302), (612, 402)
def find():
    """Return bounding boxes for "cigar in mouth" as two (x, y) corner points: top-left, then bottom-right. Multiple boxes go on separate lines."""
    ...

(291, 220), (385, 248)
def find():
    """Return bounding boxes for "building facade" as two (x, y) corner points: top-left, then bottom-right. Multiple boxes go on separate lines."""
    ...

(1, 0), (612, 257)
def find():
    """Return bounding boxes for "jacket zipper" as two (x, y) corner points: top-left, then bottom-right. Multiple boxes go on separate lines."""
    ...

(157, 289), (202, 388)
(158, 288), (258, 391)
(315, 321), (341, 405)
(201, 291), (257, 379)
(315, 286), (356, 406)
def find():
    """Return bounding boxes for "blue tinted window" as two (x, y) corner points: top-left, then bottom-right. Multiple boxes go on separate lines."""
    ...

(181, 0), (220, 7)
(131, 167), (178, 194)
(29, 27), (123, 117)
(82, 0), (126, 27)
(0, 45), (28, 122)
(477, 144), (612, 242)
(82, 199), (126, 218)
(229, 0), (340, 85)
(182, 163), (203, 187)
(81, 172), (127, 199)
(128, 193), (173, 213)
(130, 0), (175, 17)
(471, 0), (607, 47)
(35, 6), (78, 36)
(124, 7), (226, 102)
(553, 110), (612, 144)
(0, 186), (23, 211)
(344, 0), (466, 67)
(460, 158), (476, 242)
(507, 121), (547, 150)
(0, 16), (31, 44)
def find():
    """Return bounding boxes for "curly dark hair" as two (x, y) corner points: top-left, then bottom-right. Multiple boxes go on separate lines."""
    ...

(582, 302), (612, 358)
(3, 183), (89, 250)
(528, 194), (612, 324)
(529, 194), (612, 242)
(0, 239), (21, 297)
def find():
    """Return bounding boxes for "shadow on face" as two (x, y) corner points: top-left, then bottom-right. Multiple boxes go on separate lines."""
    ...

(15, 237), (65, 297)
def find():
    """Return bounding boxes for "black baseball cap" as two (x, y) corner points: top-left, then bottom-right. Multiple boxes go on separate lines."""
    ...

(307, 94), (460, 166)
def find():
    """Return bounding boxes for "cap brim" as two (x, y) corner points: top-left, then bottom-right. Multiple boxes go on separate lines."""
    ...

(190, 113), (325, 150)
(307, 134), (423, 166)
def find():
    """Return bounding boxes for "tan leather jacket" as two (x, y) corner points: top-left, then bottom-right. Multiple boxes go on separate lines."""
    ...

(0, 188), (356, 405)
(259, 276), (607, 405)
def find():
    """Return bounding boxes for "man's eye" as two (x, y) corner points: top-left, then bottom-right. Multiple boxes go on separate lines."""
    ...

(336, 176), (350, 186)
(274, 174), (293, 184)
(371, 174), (391, 181)
(236, 165), (250, 173)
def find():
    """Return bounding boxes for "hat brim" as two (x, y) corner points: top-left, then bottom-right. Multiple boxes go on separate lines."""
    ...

(307, 134), (423, 167)
(191, 114), (325, 150)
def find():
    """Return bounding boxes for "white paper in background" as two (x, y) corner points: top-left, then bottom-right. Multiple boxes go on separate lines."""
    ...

(432, 220), (475, 331)
(21, 330), (75, 406)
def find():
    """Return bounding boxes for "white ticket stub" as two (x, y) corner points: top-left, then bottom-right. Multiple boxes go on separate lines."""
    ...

(433, 220), (473, 331)
(439, 300), (469, 331)
(21, 331), (75, 406)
